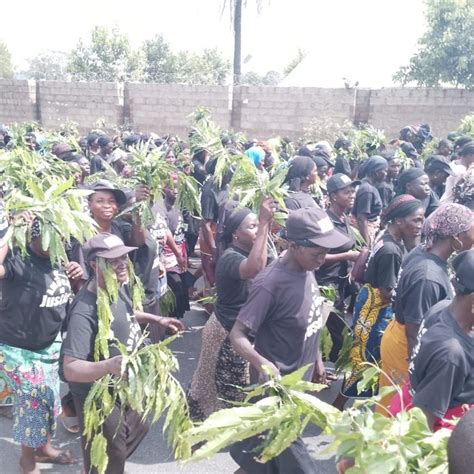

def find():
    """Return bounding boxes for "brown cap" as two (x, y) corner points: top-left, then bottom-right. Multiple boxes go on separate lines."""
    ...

(83, 233), (137, 261)
(286, 207), (351, 249)
(52, 143), (75, 157)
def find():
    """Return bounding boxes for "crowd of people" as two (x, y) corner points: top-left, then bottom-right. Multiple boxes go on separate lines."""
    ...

(0, 118), (473, 474)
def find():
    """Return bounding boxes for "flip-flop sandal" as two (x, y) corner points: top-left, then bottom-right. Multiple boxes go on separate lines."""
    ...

(35, 448), (76, 465)
(60, 413), (80, 434)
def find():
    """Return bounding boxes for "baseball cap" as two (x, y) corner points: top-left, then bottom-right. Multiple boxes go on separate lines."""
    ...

(424, 156), (455, 176)
(286, 207), (351, 249)
(327, 173), (361, 193)
(452, 250), (474, 294)
(83, 233), (137, 261)
(89, 180), (127, 206)
(52, 143), (75, 157)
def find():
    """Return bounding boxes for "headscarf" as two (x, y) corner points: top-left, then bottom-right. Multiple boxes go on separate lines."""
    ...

(358, 155), (388, 179)
(422, 203), (473, 249)
(221, 202), (252, 243)
(396, 168), (426, 194)
(245, 146), (265, 167)
(381, 194), (423, 225)
(286, 156), (315, 191)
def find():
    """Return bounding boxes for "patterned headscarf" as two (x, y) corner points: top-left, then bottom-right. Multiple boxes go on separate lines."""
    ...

(381, 194), (423, 225)
(422, 203), (473, 249)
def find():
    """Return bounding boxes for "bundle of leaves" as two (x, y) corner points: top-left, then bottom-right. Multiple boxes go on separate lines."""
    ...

(457, 112), (474, 139)
(326, 401), (451, 473)
(188, 107), (234, 187)
(182, 365), (339, 463)
(347, 126), (386, 161)
(229, 156), (288, 224)
(3, 174), (96, 266)
(84, 334), (192, 474)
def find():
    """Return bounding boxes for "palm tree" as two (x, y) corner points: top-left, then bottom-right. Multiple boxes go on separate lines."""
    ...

(222, 0), (264, 85)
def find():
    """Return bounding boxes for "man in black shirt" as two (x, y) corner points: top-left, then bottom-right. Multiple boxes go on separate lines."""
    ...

(61, 233), (183, 473)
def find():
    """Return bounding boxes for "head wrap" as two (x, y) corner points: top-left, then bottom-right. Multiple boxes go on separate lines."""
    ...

(422, 203), (473, 249)
(381, 194), (423, 225)
(396, 168), (426, 194)
(222, 205), (252, 243)
(245, 146), (265, 167)
(286, 156), (315, 191)
(31, 218), (41, 241)
(358, 155), (388, 178)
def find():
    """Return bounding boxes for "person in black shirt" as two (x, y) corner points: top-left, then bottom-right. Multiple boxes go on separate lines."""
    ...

(424, 155), (455, 200)
(283, 155), (318, 210)
(89, 135), (113, 175)
(187, 198), (274, 421)
(0, 217), (83, 473)
(335, 195), (424, 409)
(389, 250), (474, 432)
(379, 203), (474, 412)
(333, 137), (352, 177)
(377, 151), (401, 209)
(229, 207), (350, 473)
(61, 233), (183, 474)
(315, 173), (360, 361)
(352, 156), (387, 246)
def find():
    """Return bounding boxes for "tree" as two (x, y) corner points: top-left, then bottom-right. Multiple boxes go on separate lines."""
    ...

(24, 50), (68, 80)
(142, 34), (178, 83)
(222, 0), (264, 85)
(283, 48), (307, 78)
(0, 40), (14, 79)
(67, 26), (143, 81)
(241, 70), (281, 85)
(394, 0), (473, 89)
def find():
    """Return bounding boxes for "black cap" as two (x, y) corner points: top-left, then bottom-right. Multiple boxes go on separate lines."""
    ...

(327, 173), (361, 193)
(286, 207), (351, 249)
(401, 142), (419, 158)
(83, 233), (137, 262)
(424, 156), (456, 176)
(452, 250), (474, 294)
(89, 180), (127, 206)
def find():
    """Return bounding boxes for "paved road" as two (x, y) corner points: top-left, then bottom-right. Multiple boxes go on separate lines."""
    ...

(0, 305), (339, 473)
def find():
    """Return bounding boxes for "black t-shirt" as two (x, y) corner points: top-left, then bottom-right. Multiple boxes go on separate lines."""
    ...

(60, 285), (142, 399)
(192, 160), (207, 185)
(364, 233), (406, 289)
(393, 246), (453, 325)
(409, 304), (474, 418)
(237, 259), (323, 381)
(89, 155), (106, 175)
(421, 190), (439, 217)
(0, 249), (72, 350)
(284, 191), (317, 211)
(352, 179), (383, 221)
(201, 178), (228, 222)
(315, 209), (355, 286)
(376, 181), (395, 209)
(215, 247), (250, 332)
(334, 154), (351, 177)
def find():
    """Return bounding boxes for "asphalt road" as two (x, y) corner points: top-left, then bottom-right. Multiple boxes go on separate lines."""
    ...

(0, 304), (340, 473)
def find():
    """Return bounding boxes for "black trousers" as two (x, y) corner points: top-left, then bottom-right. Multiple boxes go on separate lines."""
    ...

(74, 396), (150, 474)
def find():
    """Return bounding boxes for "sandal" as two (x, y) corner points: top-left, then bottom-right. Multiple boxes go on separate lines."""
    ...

(35, 448), (75, 465)
(60, 412), (80, 434)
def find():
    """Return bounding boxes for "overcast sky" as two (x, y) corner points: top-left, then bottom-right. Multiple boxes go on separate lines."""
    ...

(2, 0), (426, 87)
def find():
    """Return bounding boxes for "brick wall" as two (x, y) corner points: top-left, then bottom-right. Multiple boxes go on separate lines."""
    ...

(0, 80), (473, 140)
(0, 80), (37, 124)
(127, 83), (231, 135)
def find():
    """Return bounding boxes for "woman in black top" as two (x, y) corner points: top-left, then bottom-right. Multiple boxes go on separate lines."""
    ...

(334, 195), (424, 409)
(379, 203), (474, 412)
(315, 173), (360, 361)
(187, 198), (274, 421)
(352, 156), (388, 246)
(0, 217), (83, 473)
(283, 155), (318, 210)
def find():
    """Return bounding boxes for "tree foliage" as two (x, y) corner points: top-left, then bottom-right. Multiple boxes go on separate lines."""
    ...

(394, 0), (474, 89)
(241, 70), (281, 85)
(23, 50), (69, 80)
(0, 40), (14, 79)
(67, 26), (144, 82)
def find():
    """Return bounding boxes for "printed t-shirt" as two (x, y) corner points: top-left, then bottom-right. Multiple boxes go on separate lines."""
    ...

(237, 259), (324, 381)
(60, 285), (142, 399)
(0, 249), (71, 351)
